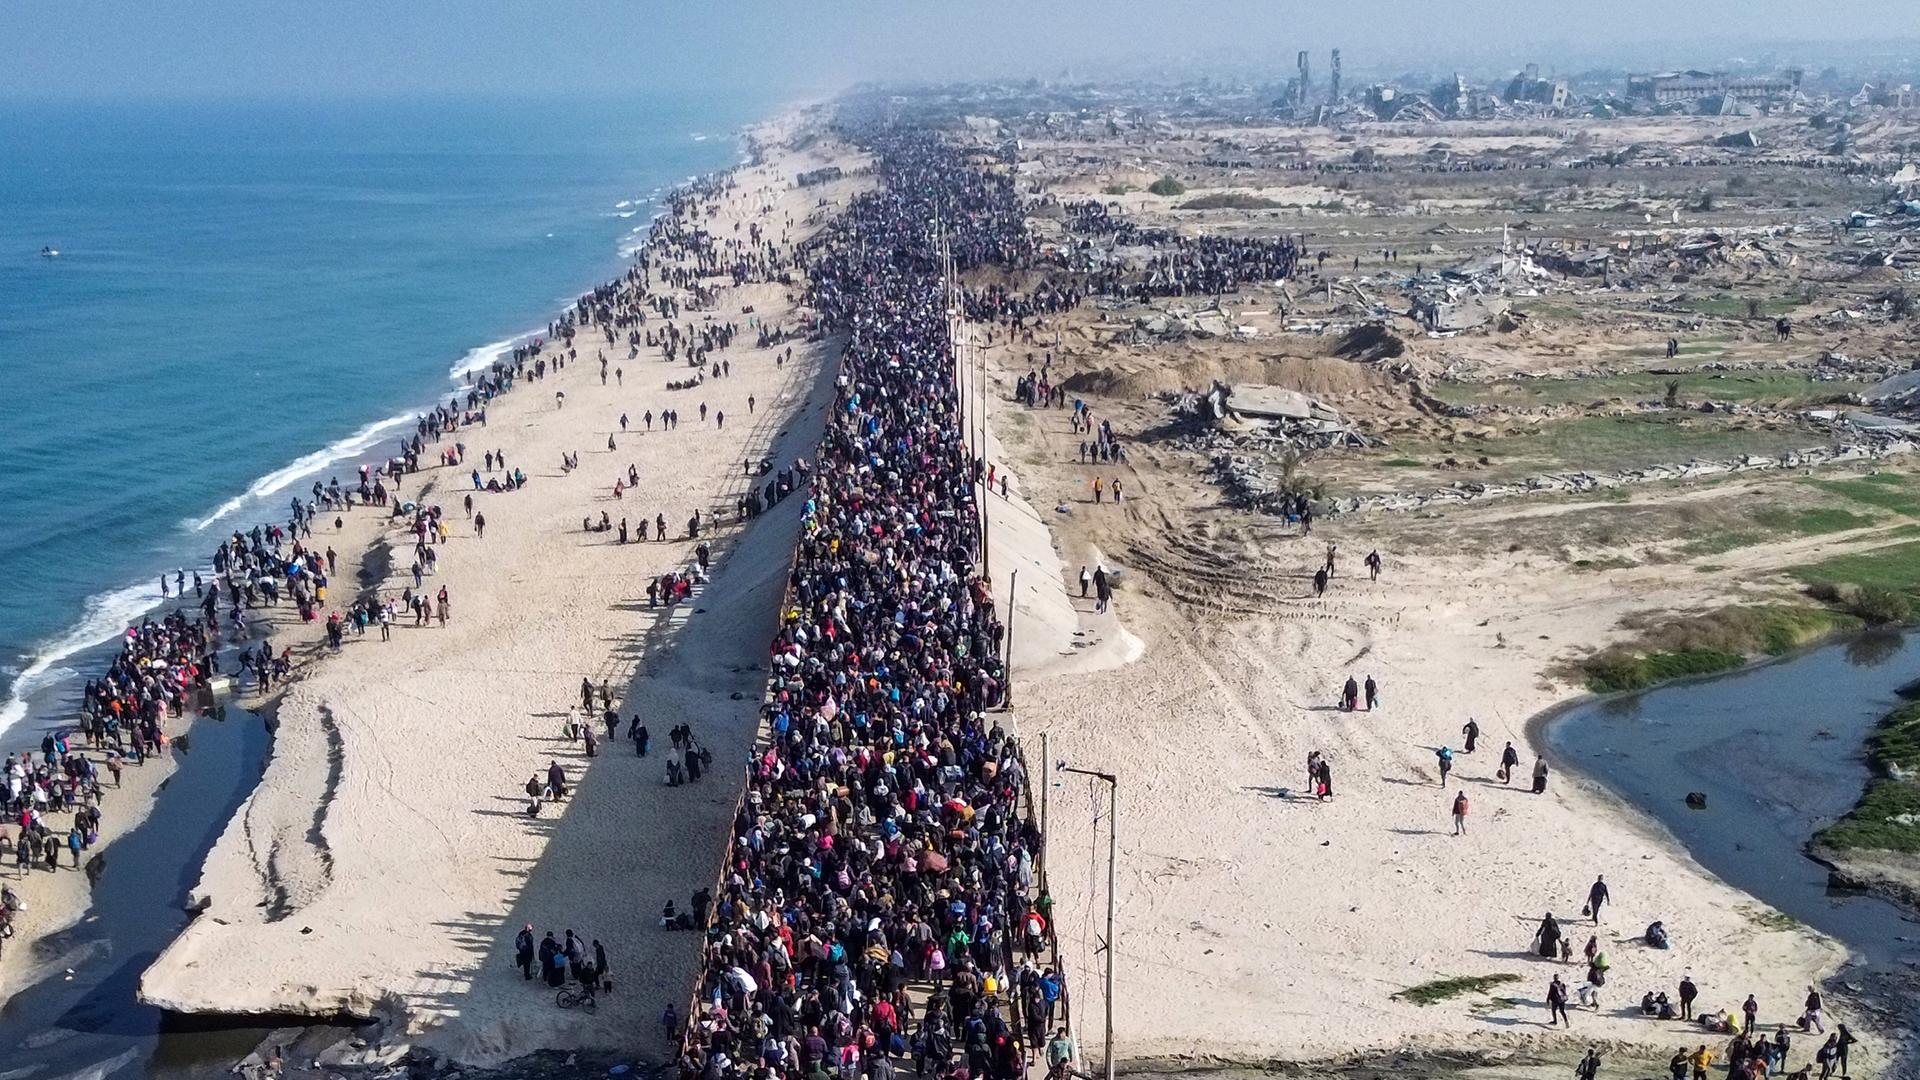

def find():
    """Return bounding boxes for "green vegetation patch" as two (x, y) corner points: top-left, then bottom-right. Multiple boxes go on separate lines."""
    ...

(1738, 904), (1804, 932)
(1584, 649), (1746, 693)
(1792, 541), (1920, 597)
(1811, 477), (1920, 518)
(1577, 605), (1861, 692)
(1147, 176), (1187, 197)
(1392, 974), (1521, 1007)
(1389, 415), (1827, 483)
(1382, 457), (1424, 468)
(1428, 371), (1862, 409)
(1818, 779), (1920, 852)
(1677, 508), (1875, 560)
(1813, 700), (1920, 853)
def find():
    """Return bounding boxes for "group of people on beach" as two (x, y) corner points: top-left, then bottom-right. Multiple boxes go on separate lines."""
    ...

(1531, 883), (1863, 1077)
(674, 131), (1072, 1080)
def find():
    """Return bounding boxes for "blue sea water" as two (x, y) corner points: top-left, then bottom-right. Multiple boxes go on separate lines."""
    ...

(0, 92), (766, 731)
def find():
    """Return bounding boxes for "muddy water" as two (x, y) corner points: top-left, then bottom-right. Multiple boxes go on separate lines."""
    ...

(0, 705), (276, 1079)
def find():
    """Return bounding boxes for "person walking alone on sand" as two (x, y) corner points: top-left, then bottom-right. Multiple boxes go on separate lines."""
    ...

(1452, 790), (1469, 835)
(1587, 875), (1609, 923)
(1500, 741), (1519, 783)
(1461, 718), (1479, 753)
(1436, 745), (1454, 786)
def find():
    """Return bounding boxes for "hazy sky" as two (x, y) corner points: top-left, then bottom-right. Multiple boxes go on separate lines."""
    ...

(2, 1), (1914, 101)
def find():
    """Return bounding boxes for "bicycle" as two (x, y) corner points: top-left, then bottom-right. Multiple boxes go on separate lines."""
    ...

(556, 984), (598, 1012)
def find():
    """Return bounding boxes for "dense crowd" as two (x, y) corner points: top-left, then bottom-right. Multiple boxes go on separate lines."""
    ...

(676, 131), (1071, 1080)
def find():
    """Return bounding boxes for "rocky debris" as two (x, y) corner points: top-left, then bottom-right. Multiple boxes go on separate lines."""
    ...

(1319, 434), (1919, 515)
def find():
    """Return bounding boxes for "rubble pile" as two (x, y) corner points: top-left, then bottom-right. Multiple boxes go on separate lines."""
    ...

(1169, 380), (1371, 449)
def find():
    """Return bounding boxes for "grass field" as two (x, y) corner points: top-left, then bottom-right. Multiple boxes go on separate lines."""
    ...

(1427, 370), (1865, 409)
(1792, 541), (1920, 596)
(1387, 415), (1834, 481)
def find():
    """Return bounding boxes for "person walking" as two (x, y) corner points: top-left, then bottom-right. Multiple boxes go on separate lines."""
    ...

(1363, 675), (1378, 711)
(1461, 718), (1479, 753)
(1451, 790), (1469, 835)
(1078, 566), (1090, 598)
(1436, 745), (1454, 787)
(1587, 875), (1610, 923)
(1547, 974), (1571, 1027)
(1803, 985), (1825, 1033)
(1575, 1048), (1601, 1080)
(1835, 1023), (1856, 1078)
(1500, 741), (1519, 784)
(1678, 974), (1697, 1021)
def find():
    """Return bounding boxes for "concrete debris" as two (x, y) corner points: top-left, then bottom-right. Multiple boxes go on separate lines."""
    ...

(1130, 303), (1236, 341)
(1170, 381), (1368, 450)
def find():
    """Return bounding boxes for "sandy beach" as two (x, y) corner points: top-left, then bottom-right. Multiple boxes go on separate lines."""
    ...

(135, 111), (874, 1063)
(976, 335), (1858, 1066)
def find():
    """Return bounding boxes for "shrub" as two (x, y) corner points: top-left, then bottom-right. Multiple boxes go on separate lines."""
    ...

(1849, 586), (1912, 625)
(1147, 176), (1187, 197)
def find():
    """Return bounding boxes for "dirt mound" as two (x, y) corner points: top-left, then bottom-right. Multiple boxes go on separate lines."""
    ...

(1333, 322), (1407, 361)
(1059, 347), (1397, 402)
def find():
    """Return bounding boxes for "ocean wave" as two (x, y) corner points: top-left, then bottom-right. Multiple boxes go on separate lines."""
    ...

(691, 133), (708, 142)
(615, 200), (633, 209)
(447, 335), (523, 379)
(189, 411), (416, 532)
(613, 210), (637, 219)
(0, 578), (154, 736)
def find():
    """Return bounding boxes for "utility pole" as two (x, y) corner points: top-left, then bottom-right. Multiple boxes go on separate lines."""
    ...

(1003, 568), (1018, 709)
(1039, 732), (1049, 846)
(1057, 762), (1117, 1080)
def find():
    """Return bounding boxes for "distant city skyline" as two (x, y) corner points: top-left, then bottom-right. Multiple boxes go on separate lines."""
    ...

(2, 0), (1916, 101)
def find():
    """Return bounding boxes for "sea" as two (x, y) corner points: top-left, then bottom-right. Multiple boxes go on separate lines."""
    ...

(0, 91), (768, 738)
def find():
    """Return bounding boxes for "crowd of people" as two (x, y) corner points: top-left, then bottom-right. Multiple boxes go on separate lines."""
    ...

(675, 130), (1071, 1080)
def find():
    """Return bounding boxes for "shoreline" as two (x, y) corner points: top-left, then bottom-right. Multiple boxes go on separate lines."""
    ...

(132, 106), (876, 1065)
(0, 108), (791, 748)
(0, 100), (843, 1048)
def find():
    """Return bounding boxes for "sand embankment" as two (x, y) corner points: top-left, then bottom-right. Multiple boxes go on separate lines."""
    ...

(139, 114), (871, 1064)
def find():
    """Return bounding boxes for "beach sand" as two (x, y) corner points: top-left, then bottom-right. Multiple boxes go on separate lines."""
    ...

(137, 113), (872, 1064)
(973, 328), (1853, 1069)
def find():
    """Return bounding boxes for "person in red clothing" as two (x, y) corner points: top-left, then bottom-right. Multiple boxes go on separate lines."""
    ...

(1452, 790), (1470, 835)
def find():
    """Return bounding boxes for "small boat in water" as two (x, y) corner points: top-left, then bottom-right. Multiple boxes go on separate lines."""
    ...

(40, 246), (59, 258)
